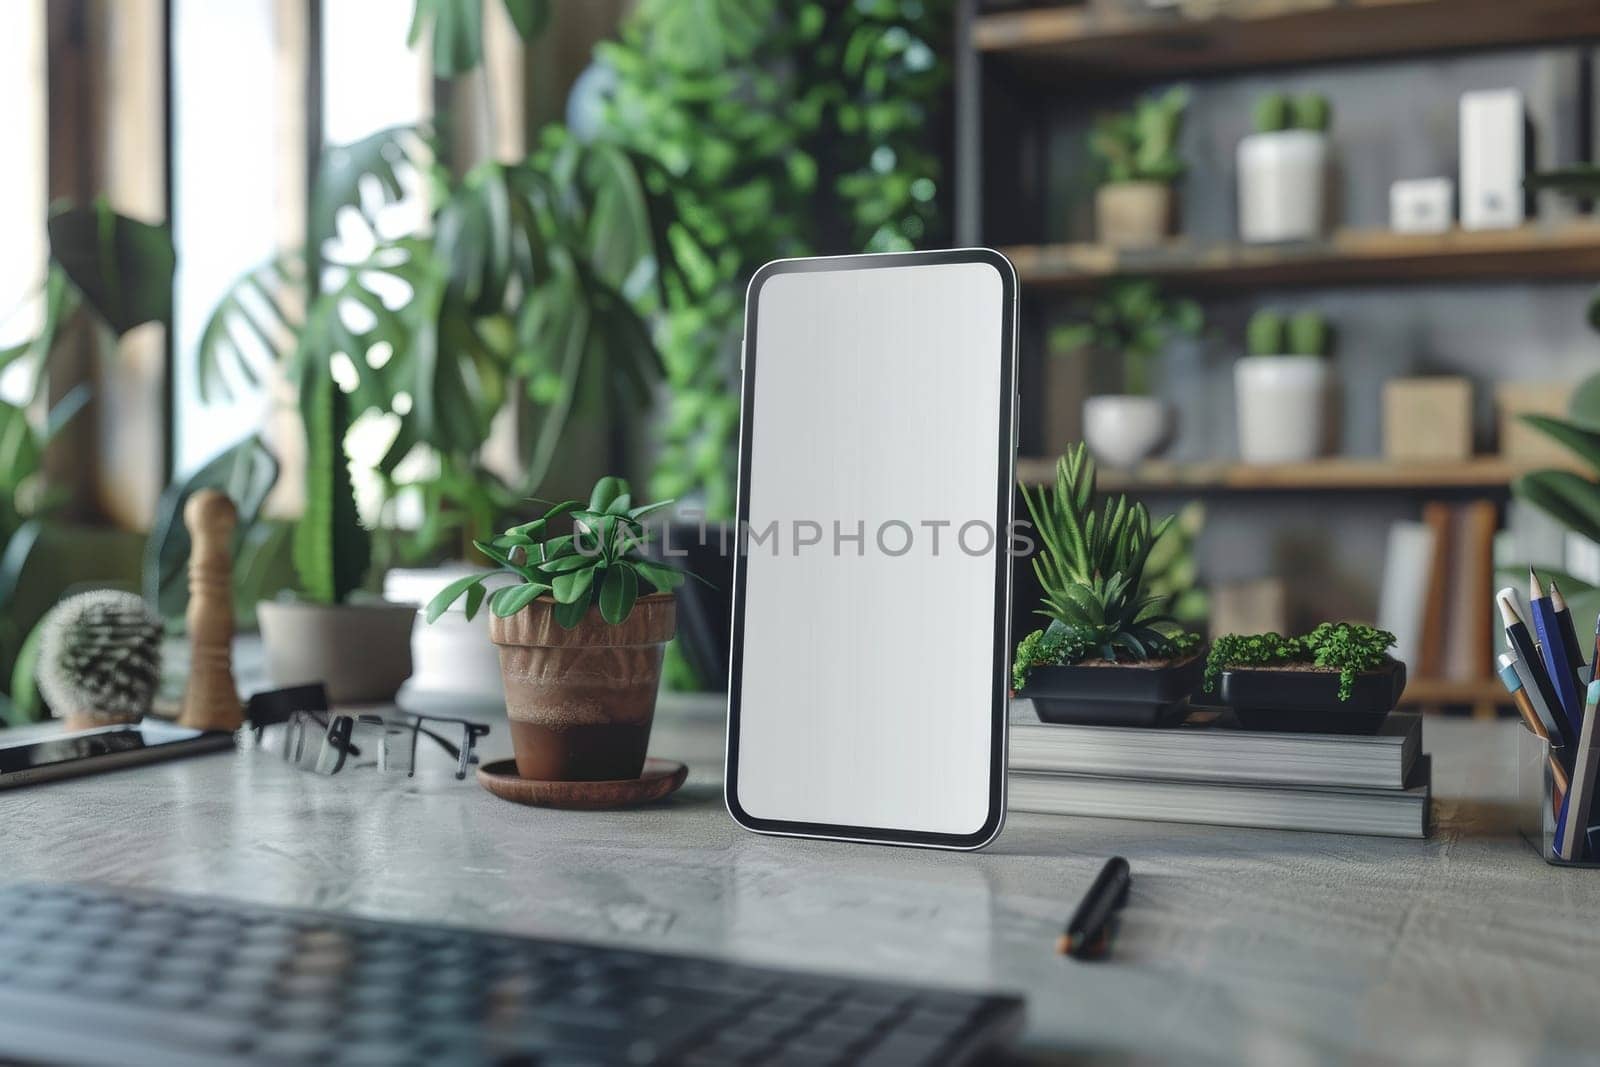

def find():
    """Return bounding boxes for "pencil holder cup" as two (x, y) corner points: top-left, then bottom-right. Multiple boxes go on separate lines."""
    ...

(1518, 727), (1600, 868)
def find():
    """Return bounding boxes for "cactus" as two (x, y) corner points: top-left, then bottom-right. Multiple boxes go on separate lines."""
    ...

(1287, 311), (1330, 356)
(37, 591), (163, 723)
(1246, 310), (1286, 356)
(293, 361), (371, 604)
(1091, 86), (1190, 184)
(1254, 93), (1291, 134)
(1292, 93), (1331, 132)
(1254, 92), (1331, 133)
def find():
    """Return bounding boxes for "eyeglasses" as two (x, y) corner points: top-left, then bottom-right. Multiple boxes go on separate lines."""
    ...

(245, 685), (490, 780)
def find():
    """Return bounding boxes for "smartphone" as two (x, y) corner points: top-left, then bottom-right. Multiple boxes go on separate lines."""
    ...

(0, 720), (235, 789)
(726, 249), (1018, 850)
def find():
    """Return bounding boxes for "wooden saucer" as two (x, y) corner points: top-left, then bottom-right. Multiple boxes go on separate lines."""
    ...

(476, 758), (688, 810)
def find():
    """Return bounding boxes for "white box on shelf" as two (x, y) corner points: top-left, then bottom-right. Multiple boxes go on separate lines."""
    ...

(1390, 178), (1454, 234)
(1459, 89), (1525, 231)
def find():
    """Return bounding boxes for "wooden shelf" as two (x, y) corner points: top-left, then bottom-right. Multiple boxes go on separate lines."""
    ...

(1015, 456), (1550, 493)
(974, 0), (1600, 81)
(1400, 677), (1511, 719)
(1003, 223), (1600, 292)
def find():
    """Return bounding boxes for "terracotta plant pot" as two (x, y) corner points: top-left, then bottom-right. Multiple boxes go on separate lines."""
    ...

(1095, 181), (1174, 248)
(489, 592), (676, 782)
(256, 599), (417, 704)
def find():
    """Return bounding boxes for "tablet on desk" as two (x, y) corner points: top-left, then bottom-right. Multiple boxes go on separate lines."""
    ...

(726, 249), (1018, 850)
(0, 720), (235, 789)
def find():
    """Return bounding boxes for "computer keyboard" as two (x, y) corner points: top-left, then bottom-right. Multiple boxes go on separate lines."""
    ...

(0, 883), (1024, 1066)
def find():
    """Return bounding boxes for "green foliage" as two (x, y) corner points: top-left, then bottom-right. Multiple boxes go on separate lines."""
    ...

(599, 0), (953, 518)
(198, 41), (676, 574)
(294, 370), (372, 605)
(1090, 87), (1189, 185)
(1204, 622), (1397, 702)
(1245, 309), (1329, 357)
(1254, 92), (1331, 134)
(1012, 623), (1096, 690)
(1015, 444), (1198, 682)
(1048, 279), (1202, 395)
(425, 477), (684, 629)
(1245, 310), (1284, 356)
(406, 0), (549, 77)
(1145, 501), (1208, 628)
(1510, 369), (1600, 546)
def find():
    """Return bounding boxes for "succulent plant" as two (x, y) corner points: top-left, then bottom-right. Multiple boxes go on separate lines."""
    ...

(1013, 444), (1199, 687)
(426, 477), (685, 629)
(1245, 309), (1330, 357)
(1091, 86), (1191, 186)
(37, 590), (163, 723)
(1049, 279), (1203, 395)
(1254, 92), (1332, 134)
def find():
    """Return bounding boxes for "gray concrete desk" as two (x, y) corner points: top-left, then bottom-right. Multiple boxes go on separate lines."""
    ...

(5, 699), (1599, 1065)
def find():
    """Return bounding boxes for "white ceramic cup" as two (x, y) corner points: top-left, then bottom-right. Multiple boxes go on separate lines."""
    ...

(1083, 395), (1173, 468)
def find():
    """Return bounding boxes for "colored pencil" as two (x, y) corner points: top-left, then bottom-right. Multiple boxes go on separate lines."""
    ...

(1498, 654), (1570, 816)
(1498, 588), (1569, 748)
(1548, 580), (1589, 691)
(1555, 679), (1600, 861)
(1530, 571), (1585, 740)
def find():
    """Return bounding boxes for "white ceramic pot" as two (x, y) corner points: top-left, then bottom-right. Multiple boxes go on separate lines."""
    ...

(384, 566), (513, 700)
(257, 599), (417, 704)
(1237, 130), (1328, 243)
(1235, 355), (1330, 463)
(1083, 395), (1173, 468)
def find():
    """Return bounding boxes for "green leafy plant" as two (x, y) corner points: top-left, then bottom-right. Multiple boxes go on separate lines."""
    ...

(1013, 443), (1200, 688)
(1204, 622), (1397, 702)
(1144, 501), (1208, 628)
(425, 477), (684, 628)
(1245, 309), (1331, 357)
(1090, 87), (1189, 186)
(1254, 92), (1331, 134)
(1511, 371), (1600, 581)
(1049, 279), (1203, 395)
(598, 0), (953, 518)
(198, 17), (677, 593)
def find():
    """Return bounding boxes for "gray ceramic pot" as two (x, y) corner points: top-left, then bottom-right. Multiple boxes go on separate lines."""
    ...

(256, 599), (417, 704)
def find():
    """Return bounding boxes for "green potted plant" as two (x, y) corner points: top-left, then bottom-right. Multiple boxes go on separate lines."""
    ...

(202, 10), (674, 702)
(1203, 623), (1405, 733)
(425, 477), (684, 782)
(1013, 444), (1202, 726)
(1048, 279), (1202, 466)
(1238, 92), (1332, 243)
(1090, 87), (1189, 248)
(1236, 309), (1333, 464)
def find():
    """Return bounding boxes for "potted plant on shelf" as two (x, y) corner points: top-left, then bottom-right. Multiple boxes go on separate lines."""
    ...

(1013, 444), (1203, 726)
(1238, 92), (1332, 243)
(425, 477), (684, 782)
(1048, 279), (1203, 466)
(1203, 623), (1405, 733)
(1090, 87), (1189, 248)
(1236, 308), (1333, 464)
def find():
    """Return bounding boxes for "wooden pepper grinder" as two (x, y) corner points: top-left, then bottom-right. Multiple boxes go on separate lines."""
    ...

(177, 489), (244, 732)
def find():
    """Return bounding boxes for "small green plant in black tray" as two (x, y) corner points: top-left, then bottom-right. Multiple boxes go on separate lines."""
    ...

(1204, 623), (1406, 733)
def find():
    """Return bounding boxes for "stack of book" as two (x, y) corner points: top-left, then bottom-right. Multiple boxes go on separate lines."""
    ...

(1009, 704), (1432, 838)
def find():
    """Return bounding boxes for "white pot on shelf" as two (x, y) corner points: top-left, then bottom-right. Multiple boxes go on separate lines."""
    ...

(1237, 130), (1328, 243)
(384, 566), (514, 701)
(1235, 355), (1330, 464)
(1082, 395), (1173, 469)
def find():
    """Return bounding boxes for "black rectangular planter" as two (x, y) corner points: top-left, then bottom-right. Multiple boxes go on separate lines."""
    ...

(1019, 655), (1204, 728)
(1217, 660), (1407, 734)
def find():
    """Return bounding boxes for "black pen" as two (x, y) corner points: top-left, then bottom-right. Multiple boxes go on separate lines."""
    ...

(1058, 856), (1131, 959)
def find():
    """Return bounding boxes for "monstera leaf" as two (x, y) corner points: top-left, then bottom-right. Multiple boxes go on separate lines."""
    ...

(407, 0), (551, 77)
(46, 200), (174, 336)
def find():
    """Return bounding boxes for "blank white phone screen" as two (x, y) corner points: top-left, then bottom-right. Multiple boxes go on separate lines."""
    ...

(732, 256), (1011, 843)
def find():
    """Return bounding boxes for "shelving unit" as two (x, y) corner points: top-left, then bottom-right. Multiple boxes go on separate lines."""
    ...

(958, 1), (1600, 719)
(973, 0), (1600, 81)
(1015, 456), (1561, 493)
(1003, 223), (1600, 292)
